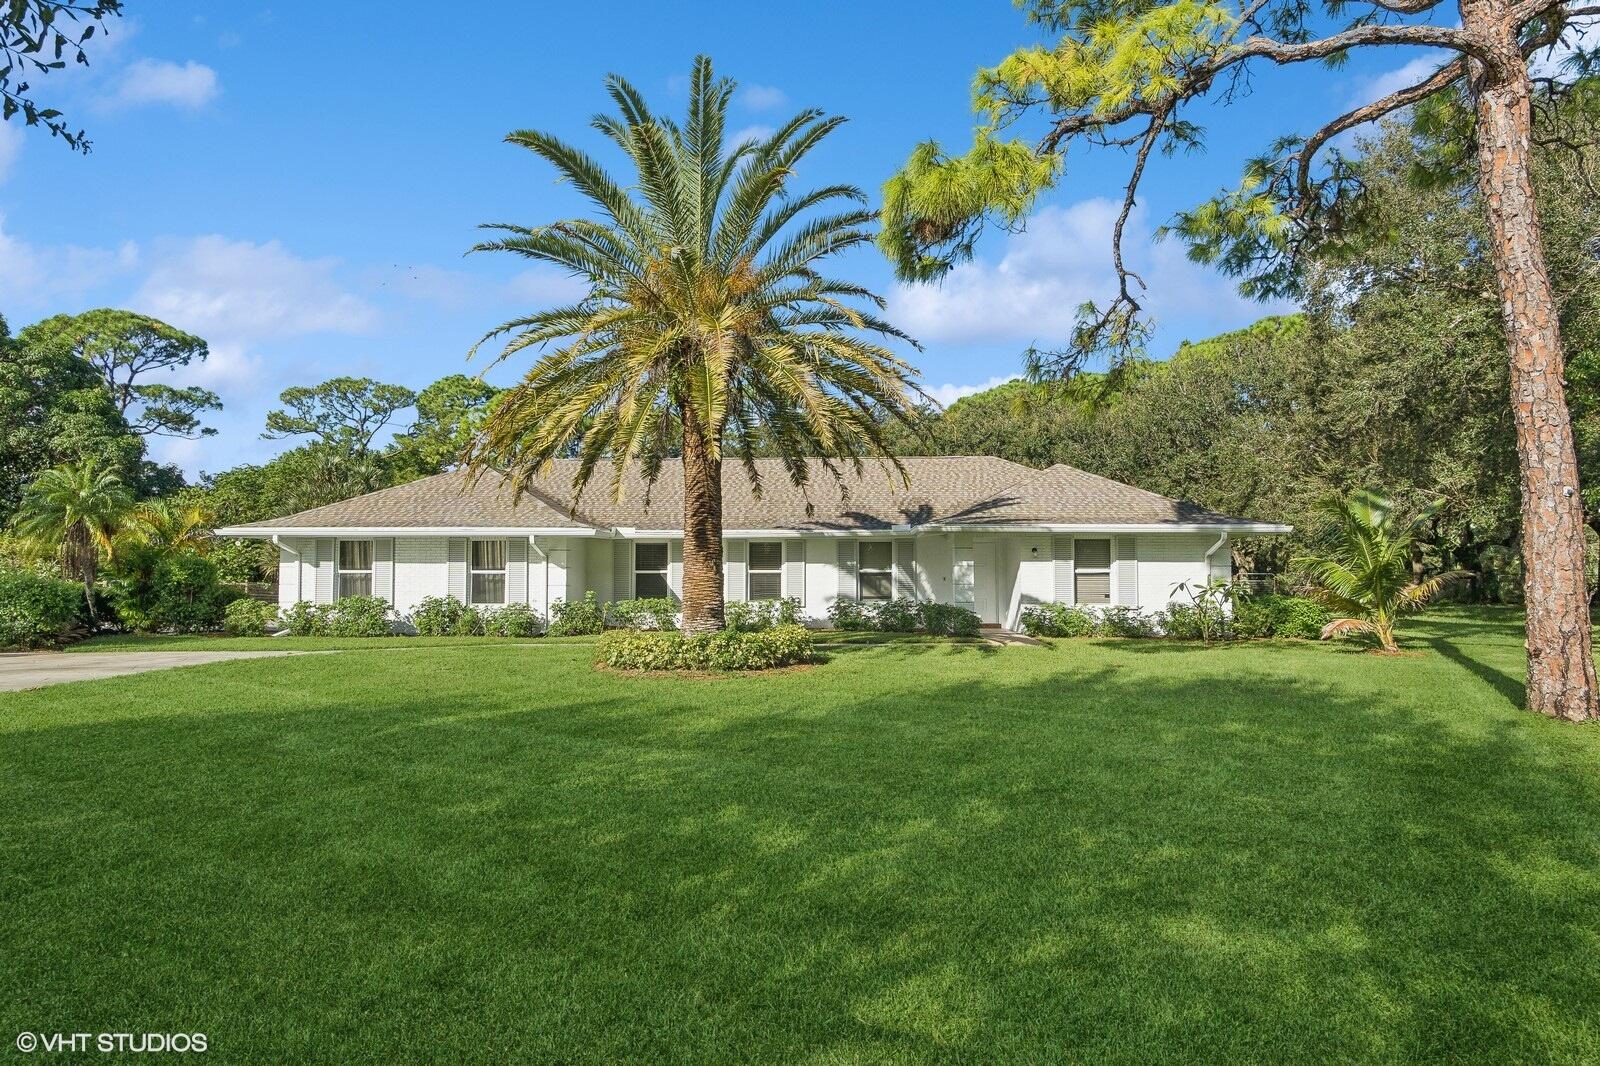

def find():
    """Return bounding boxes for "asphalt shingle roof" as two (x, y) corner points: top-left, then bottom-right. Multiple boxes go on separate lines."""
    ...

(220, 457), (1270, 532)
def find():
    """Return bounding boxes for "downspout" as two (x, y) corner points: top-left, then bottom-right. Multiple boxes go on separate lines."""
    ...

(1204, 532), (1229, 613)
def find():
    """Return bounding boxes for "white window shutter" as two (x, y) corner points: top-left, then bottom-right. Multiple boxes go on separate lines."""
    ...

(893, 540), (916, 600)
(836, 541), (857, 602)
(725, 539), (748, 602)
(1052, 536), (1074, 603)
(506, 538), (528, 604)
(447, 538), (468, 601)
(313, 538), (335, 604)
(612, 539), (631, 601)
(784, 541), (805, 604)
(1114, 535), (1138, 606)
(668, 541), (683, 601)
(373, 538), (395, 604)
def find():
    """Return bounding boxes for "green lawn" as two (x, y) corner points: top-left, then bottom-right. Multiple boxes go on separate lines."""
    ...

(4, 608), (1599, 1062)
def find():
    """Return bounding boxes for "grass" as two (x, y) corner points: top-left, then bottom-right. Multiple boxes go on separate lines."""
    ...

(4, 607), (1599, 1062)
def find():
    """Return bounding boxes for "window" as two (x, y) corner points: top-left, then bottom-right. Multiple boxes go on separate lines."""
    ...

(748, 541), (784, 600)
(470, 538), (507, 604)
(634, 542), (669, 599)
(1074, 538), (1112, 605)
(858, 541), (892, 602)
(337, 539), (373, 600)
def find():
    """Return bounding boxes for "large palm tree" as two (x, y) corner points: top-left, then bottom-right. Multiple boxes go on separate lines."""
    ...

(1295, 490), (1461, 653)
(12, 461), (132, 621)
(468, 57), (925, 631)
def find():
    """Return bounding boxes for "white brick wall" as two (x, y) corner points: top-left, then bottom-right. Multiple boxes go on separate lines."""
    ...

(1135, 533), (1217, 609)
(394, 536), (449, 615)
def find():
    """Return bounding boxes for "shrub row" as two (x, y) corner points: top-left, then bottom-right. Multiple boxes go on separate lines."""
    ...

(0, 566), (87, 649)
(409, 596), (543, 637)
(1018, 596), (1330, 640)
(826, 598), (982, 636)
(598, 624), (815, 672)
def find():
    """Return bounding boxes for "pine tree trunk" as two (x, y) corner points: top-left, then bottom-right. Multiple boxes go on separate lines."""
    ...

(1467, 10), (1598, 721)
(678, 407), (726, 634)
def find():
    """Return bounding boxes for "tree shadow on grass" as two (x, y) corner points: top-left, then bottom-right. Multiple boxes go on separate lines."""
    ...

(3, 629), (1599, 1062)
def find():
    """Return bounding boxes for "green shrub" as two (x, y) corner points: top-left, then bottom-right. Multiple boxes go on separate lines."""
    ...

(1019, 603), (1099, 637)
(598, 624), (815, 672)
(482, 603), (542, 637)
(222, 598), (278, 637)
(110, 549), (234, 633)
(281, 600), (330, 636)
(725, 597), (803, 632)
(325, 596), (394, 637)
(872, 598), (921, 632)
(0, 566), (86, 648)
(410, 595), (457, 636)
(605, 597), (679, 630)
(1231, 595), (1331, 639)
(548, 590), (605, 636)
(410, 595), (477, 636)
(1162, 601), (1231, 641)
(1100, 606), (1160, 638)
(825, 600), (871, 630)
(916, 602), (982, 636)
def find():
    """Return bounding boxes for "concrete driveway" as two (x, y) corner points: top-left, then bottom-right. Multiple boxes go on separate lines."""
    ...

(0, 650), (312, 692)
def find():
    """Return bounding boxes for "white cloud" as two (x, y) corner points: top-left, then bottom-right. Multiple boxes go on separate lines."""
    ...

(886, 199), (1266, 349)
(0, 122), (20, 183)
(132, 236), (378, 339)
(730, 124), (774, 146)
(0, 213), (140, 309)
(1348, 55), (1442, 110)
(739, 83), (787, 111)
(928, 374), (1019, 408)
(108, 59), (219, 110)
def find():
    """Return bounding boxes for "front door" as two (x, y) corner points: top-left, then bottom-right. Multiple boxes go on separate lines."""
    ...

(973, 540), (998, 624)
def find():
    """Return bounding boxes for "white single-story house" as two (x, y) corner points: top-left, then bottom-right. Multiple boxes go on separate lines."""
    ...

(217, 457), (1291, 629)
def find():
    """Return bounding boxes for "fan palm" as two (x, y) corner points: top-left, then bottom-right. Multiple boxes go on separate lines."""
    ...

(1295, 490), (1461, 652)
(467, 56), (925, 631)
(12, 461), (132, 621)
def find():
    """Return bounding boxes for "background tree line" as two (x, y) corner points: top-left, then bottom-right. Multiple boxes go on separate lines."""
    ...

(883, 101), (1600, 603)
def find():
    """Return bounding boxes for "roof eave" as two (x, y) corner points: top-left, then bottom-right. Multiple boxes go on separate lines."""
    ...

(216, 525), (608, 538)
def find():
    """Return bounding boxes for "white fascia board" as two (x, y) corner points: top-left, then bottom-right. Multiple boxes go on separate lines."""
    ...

(216, 525), (606, 539)
(612, 528), (907, 539)
(925, 522), (1294, 535)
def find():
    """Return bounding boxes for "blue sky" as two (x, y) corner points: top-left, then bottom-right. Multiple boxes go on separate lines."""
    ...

(0, 1), (1453, 477)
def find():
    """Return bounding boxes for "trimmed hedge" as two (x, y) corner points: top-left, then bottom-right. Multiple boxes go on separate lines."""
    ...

(1018, 603), (1100, 637)
(0, 566), (86, 649)
(281, 597), (395, 637)
(598, 624), (815, 672)
(826, 598), (982, 636)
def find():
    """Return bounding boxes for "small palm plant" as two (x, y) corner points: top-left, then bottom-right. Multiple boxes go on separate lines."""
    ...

(467, 56), (925, 632)
(12, 461), (133, 622)
(120, 498), (215, 555)
(1295, 490), (1460, 652)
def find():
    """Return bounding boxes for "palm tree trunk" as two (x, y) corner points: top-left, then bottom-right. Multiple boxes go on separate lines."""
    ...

(68, 522), (98, 625)
(1466, 4), (1598, 721)
(678, 407), (726, 634)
